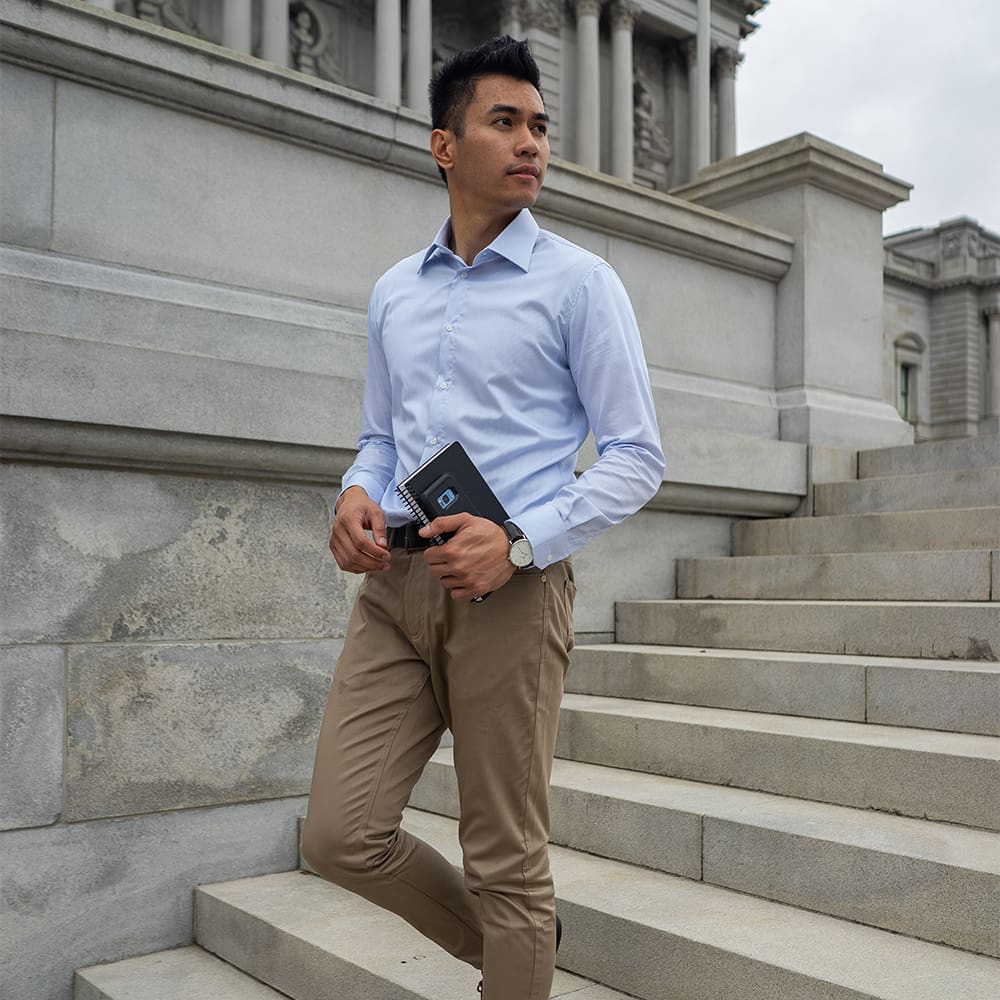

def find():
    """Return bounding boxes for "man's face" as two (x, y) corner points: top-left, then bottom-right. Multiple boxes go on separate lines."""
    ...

(439, 74), (550, 217)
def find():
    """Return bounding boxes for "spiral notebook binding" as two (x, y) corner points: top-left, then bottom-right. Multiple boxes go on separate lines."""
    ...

(396, 484), (446, 546)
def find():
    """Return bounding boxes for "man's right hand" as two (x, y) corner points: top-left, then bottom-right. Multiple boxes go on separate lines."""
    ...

(328, 486), (392, 573)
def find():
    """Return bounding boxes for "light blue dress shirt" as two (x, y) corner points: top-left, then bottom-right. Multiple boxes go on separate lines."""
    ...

(341, 208), (665, 568)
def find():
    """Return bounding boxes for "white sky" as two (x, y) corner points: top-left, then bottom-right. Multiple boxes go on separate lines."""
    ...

(735, 0), (1000, 235)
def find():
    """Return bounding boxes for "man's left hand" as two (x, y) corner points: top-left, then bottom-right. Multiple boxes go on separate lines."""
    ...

(420, 514), (516, 601)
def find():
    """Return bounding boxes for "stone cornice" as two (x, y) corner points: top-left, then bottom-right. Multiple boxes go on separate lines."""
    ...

(0, 417), (802, 517)
(673, 133), (912, 213)
(0, 0), (793, 281)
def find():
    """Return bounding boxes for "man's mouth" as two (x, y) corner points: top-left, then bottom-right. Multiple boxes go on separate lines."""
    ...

(508, 165), (540, 177)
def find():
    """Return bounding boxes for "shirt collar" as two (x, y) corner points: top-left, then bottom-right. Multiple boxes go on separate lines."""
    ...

(418, 209), (539, 274)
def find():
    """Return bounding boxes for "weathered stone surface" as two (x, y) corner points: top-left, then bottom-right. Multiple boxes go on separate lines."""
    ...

(814, 466), (1000, 516)
(704, 816), (1000, 957)
(868, 660), (1000, 738)
(858, 433), (1000, 478)
(555, 694), (1000, 830)
(734, 507), (1000, 555)
(1, 464), (357, 644)
(616, 598), (1000, 661)
(1, 329), (364, 451)
(76, 946), (290, 1000)
(65, 639), (340, 821)
(50, 77), (445, 309)
(0, 797), (304, 1000)
(607, 235), (777, 390)
(0, 62), (53, 249)
(676, 549), (993, 601)
(1, 245), (368, 377)
(0, 644), (64, 829)
(566, 644), (867, 722)
(196, 868), (624, 1000)
(573, 508), (731, 638)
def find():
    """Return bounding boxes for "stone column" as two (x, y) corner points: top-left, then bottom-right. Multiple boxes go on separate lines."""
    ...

(715, 46), (739, 160)
(987, 307), (1000, 418)
(573, 0), (603, 172)
(406, 0), (432, 115)
(499, 0), (522, 38)
(685, 37), (699, 179)
(692, 0), (711, 172)
(610, 1), (637, 182)
(89, 0), (116, 10)
(261, 0), (289, 67)
(222, 0), (253, 54)
(375, 0), (402, 104)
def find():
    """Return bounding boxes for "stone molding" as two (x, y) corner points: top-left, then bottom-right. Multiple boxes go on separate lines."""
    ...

(0, 416), (803, 517)
(673, 133), (913, 212)
(0, 0), (793, 281)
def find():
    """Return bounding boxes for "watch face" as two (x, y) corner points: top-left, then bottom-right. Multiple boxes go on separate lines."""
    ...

(509, 537), (534, 567)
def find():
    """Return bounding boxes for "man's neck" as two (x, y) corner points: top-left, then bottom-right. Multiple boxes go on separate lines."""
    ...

(448, 206), (520, 265)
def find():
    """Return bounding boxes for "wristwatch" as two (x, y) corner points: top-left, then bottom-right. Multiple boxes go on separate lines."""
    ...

(503, 520), (535, 568)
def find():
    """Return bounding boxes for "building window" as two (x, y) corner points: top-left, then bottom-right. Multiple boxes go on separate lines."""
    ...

(898, 362), (914, 422)
(893, 333), (925, 427)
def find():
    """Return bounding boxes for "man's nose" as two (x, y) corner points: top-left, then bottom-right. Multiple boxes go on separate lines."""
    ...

(516, 128), (539, 155)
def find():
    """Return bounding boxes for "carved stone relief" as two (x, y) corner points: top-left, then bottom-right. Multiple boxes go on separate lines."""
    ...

(526, 0), (570, 33)
(287, 2), (347, 84)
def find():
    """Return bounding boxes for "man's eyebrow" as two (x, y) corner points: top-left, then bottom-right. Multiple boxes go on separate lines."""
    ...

(487, 103), (550, 123)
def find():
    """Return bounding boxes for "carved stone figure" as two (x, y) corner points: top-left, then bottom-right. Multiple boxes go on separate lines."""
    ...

(290, 2), (323, 77)
(633, 78), (672, 171)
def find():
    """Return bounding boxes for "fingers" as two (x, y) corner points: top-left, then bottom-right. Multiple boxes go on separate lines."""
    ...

(329, 493), (391, 574)
(422, 523), (516, 599)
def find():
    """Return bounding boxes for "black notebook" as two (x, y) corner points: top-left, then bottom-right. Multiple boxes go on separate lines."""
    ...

(395, 440), (509, 546)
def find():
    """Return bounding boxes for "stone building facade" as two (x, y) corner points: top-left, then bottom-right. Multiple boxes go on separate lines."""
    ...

(1, 2), (920, 998)
(883, 218), (1000, 442)
(86, 0), (764, 189)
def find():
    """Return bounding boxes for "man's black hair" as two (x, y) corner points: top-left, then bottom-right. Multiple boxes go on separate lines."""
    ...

(428, 35), (543, 184)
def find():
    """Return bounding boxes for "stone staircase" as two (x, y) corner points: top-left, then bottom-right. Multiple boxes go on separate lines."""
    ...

(76, 435), (1000, 999)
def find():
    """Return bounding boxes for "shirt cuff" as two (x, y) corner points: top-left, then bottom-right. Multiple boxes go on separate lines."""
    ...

(338, 471), (388, 509)
(512, 504), (570, 569)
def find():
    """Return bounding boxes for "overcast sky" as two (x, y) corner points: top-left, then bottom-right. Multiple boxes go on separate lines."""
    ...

(736, 0), (1000, 236)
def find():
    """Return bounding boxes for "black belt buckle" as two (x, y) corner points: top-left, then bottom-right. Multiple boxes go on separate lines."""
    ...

(388, 522), (434, 550)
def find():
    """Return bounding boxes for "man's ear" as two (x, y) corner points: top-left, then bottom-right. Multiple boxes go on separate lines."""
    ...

(430, 128), (455, 175)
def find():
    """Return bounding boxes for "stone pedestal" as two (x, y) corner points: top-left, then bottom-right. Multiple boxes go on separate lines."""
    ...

(674, 134), (915, 449)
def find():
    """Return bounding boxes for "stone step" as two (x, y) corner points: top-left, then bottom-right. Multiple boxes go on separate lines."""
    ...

(858, 433), (1000, 478)
(194, 867), (630, 1000)
(675, 549), (997, 601)
(554, 693), (1000, 830)
(615, 598), (1000, 661)
(75, 945), (287, 1000)
(209, 809), (1000, 1000)
(410, 750), (1000, 957)
(814, 466), (1000, 516)
(566, 643), (1000, 736)
(734, 506), (1000, 555)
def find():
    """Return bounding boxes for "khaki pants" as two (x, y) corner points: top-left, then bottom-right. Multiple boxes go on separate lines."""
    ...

(301, 548), (576, 1000)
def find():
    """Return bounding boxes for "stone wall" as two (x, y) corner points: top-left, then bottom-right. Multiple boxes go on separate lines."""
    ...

(0, 3), (909, 998)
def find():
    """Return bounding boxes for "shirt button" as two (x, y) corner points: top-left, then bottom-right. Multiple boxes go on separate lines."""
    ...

(439, 383), (448, 390)
(460, 271), (468, 279)
(430, 437), (438, 445)
(446, 324), (454, 332)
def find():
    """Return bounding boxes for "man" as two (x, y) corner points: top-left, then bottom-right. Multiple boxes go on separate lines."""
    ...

(301, 36), (664, 1000)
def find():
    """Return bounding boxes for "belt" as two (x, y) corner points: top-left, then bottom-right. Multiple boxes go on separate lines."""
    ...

(385, 522), (435, 550)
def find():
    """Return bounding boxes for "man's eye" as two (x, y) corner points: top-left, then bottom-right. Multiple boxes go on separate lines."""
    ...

(495, 117), (512, 127)
(532, 124), (548, 136)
